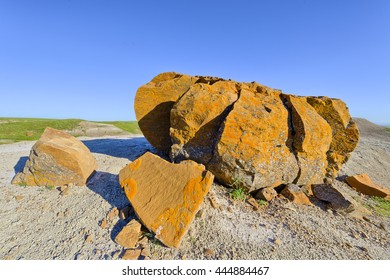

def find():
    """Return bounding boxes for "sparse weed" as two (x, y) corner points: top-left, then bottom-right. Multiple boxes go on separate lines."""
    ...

(368, 196), (390, 216)
(229, 186), (248, 201)
(228, 176), (249, 201)
(18, 181), (27, 187)
(257, 199), (268, 207)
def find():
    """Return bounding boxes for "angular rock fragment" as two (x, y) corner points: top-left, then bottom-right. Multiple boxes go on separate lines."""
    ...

(12, 127), (97, 186)
(118, 152), (214, 248)
(281, 184), (312, 206)
(115, 219), (142, 248)
(121, 249), (142, 260)
(312, 184), (354, 212)
(254, 187), (278, 201)
(345, 173), (390, 199)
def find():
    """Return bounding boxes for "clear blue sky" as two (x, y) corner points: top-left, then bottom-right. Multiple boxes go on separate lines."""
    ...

(1, 0), (389, 123)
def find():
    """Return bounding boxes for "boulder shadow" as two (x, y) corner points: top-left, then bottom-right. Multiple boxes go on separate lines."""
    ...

(13, 156), (28, 174)
(86, 170), (140, 242)
(86, 171), (129, 209)
(82, 137), (156, 161)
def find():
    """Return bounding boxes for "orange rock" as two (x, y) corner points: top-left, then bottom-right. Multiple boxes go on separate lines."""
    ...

(114, 219), (142, 248)
(255, 187), (278, 201)
(134, 72), (358, 191)
(170, 81), (239, 164)
(121, 249), (141, 260)
(208, 86), (299, 192)
(307, 97), (359, 178)
(118, 152), (214, 248)
(134, 72), (198, 152)
(346, 174), (390, 199)
(282, 95), (332, 185)
(12, 127), (97, 186)
(281, 184), (313, 206)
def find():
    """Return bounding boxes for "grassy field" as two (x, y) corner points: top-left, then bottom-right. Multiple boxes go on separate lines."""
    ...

(0, 118), (139, 143)
(100, 121), (140, 134)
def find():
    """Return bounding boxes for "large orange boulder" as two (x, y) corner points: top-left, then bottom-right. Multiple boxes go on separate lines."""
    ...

(12, 127), (97, 186)
(118, 152), (214, 248)
(134, 72), (359, 191)
(208, 85), (299, 192)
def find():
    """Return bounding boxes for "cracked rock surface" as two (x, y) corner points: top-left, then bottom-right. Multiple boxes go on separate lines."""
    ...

(135, 72), (359, 192)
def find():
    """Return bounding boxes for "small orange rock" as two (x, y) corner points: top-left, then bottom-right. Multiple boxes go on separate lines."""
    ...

(346, 174), (390, 199)
(115, 219), (142, 248)
(14, 195), (24, 201)
(255, 187), (277, 201)
(246, 197), (259, 211)
(281, 184), (313, 206)
(107, 207), (119, 220)
(121, 249), (141, 260)
(100, 218), (107, 229)
(85, 234), (93, 243)
(209, 196), (219, 209)
(204, 248), (215, 256)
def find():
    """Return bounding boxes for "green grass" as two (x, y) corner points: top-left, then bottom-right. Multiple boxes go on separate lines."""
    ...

(369, 196), (390, 217)
(258, 199), (268, 207)
(0, 118), (83, 142)
(0, 118), (141, 143)
(100, 121), (140, 134)
(228, 176), (249, 201)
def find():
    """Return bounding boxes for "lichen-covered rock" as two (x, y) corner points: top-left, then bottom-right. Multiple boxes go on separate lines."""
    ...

(118, 152), (214, 248)
(134, 72), (197, 152)
(282, 94), (333, 185)
(133, 72), (359, 191)
(170, 81), (239, 164)
(12, 127), (97, 186)
(307, 97), (359, 178)
(208, 86), (299, 192)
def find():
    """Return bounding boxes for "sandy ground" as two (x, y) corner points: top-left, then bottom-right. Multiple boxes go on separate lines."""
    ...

(0, 119), (389, 260)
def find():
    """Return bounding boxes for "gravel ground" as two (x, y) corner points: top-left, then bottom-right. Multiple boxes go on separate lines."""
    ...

(0, 119), (389, 260)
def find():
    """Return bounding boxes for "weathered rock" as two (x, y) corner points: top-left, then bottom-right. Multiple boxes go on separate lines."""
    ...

(115, 219), (142, 248)
(135, 73), (199, 152)
(307, 97), (359, 178)
(12, 127), (97, 186)
(246, 197), (259, 210)
(170, 81), (239, 164)
(254, 187), (278, 201)
(121, 249), (141, 260)
(345, 173), (390, 198)
(208, 85), (299, 192)
(281, 184), (313, 206)
(312, 184), (354, 212)
(282, 95), (333, 185)
(118, 152), (214, 248)
(134, 72), (358, 191)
